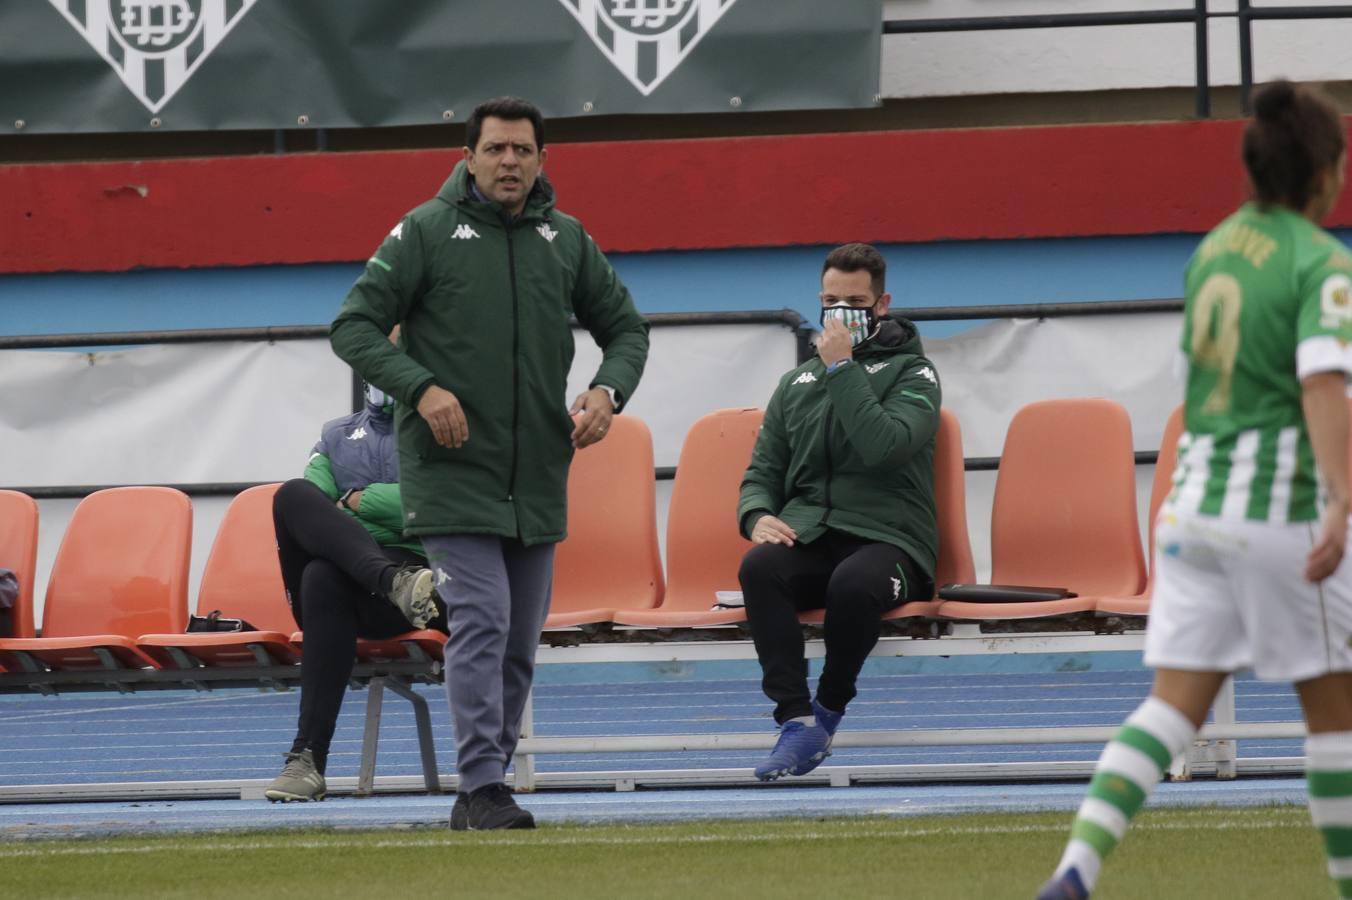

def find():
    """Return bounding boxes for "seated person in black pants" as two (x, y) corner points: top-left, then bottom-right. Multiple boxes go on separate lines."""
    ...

(264, 375), (445, 802)
(738, 243), (942, 781)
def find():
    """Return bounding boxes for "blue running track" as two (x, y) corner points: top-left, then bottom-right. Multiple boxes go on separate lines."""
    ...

(0, 664), (1312, 838)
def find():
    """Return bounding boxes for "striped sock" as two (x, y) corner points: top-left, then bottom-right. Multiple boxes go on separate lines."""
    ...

(1306, 731), (1352, 899)
(1054, 696), (1196, 892)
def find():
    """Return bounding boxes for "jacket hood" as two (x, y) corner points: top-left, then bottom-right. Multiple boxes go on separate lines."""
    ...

(437, 160), (557, 218)
(857, 315), (923, 357)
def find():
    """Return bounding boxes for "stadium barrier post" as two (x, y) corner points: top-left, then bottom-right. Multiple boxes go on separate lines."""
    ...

(356, 677), (386, 796)
(386, 676), (442, 795)
(513, 689), (539, 792)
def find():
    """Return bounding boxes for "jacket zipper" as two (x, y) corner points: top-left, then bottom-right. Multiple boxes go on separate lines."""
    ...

(506, 226), (521, 503)
(821, 402), (834, 525)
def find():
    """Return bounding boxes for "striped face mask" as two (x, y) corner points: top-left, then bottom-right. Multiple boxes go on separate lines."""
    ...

(820, 304), (878, 348)
(365, 384), (394, 416)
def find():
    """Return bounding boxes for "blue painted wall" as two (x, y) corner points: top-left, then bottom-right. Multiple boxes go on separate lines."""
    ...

(7, 231), (1347, 339)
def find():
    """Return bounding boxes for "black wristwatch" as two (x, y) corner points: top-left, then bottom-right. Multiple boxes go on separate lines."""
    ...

(339, 488), (358, 511)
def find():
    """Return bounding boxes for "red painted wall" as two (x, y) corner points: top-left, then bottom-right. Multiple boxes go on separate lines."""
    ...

(6, 118), (1351, 275)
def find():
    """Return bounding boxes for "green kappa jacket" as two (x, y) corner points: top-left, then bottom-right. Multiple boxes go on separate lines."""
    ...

(303, 453), (423, 556)
(330, 161), (650, 545)
(737, 316), (942, 581)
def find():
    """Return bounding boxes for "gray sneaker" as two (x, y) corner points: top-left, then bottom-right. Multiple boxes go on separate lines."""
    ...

(387, 566), (436, 629)
(264, 750), (327, 802)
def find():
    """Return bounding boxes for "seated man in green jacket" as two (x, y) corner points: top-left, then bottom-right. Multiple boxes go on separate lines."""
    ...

(264, 377), (445, 802)
(738, 242), (941, 781)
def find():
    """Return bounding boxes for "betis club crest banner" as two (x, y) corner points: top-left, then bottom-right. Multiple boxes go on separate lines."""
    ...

(0, 0), (882, 133)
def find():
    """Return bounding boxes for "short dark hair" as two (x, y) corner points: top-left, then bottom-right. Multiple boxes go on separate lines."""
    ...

(1242, 80), (1345, 211)
(822, 243), (886, 296)
(466, 97), (546, 152)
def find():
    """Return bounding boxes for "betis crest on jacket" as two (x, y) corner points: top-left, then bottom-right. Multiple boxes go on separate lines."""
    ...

(555, 0), (740, 96)
(45, 0), (259, 114)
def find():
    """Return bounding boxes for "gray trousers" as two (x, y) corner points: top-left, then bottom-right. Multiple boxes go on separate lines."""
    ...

(422, 535), (555, 794)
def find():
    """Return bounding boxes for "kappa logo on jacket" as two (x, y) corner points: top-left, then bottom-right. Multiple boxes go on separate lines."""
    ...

(792, 371), (817, 385)
(347, 427), (368, 441)
(451, 224), (481, 240)
(916, 366), (938, 384)
(389, 222), (404, 241)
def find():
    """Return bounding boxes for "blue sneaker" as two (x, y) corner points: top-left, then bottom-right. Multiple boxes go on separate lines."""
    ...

(1035, 867), (1089, 899)
(812, 699), (843, 736)
(755, 720), (832, 781)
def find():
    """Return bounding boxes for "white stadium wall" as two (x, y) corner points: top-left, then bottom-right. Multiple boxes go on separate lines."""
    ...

(882, 0), (1352, 98)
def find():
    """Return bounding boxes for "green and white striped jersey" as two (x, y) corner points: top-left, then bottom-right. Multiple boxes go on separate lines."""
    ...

(1171, 203), (1352, 522)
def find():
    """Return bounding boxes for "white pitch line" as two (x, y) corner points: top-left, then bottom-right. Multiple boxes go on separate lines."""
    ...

(0, 692), (284, 724)
(540, 695), (1160, 713)
(0, 813), (1311, 859)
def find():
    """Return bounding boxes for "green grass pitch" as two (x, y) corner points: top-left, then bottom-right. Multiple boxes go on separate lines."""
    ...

(0, 805), (1329, 899)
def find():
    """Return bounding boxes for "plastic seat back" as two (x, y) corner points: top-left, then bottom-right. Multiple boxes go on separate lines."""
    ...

(553, 416), (664, 612)
(0, 491), (39, 638)
(1147, 405), (1185, 561)
(933, 408), (976, 589)
(661, 408), (764, 611)
(197, 484), (294, 632)
(42, 487), (192, 638)
(991, 399), (1146, 597)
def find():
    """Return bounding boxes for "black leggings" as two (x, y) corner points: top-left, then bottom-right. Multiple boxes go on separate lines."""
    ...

(272, 478), (445, 773)
(739, 530), (930, 724)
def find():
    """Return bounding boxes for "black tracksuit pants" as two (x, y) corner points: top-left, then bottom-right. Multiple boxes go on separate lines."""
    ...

(271, 478), (445, 774)
(739, 529), (930, 724)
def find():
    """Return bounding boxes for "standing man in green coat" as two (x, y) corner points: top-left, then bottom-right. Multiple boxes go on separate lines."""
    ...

(738, 243), (941, 782)
(330, 97), (649, 830)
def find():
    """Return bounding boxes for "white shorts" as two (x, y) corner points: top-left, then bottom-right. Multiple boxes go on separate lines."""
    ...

(1144, 508), (1352, 682)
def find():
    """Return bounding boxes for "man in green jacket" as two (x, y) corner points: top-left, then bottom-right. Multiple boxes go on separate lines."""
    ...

(738, 243), (941, 781)
(330, 97), (649, 829)
(266, 377), (442, 803)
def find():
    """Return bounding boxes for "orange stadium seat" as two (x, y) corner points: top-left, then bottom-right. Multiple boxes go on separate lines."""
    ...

(0, 487), (191, 672)
(138, 483), (299, 667)
(0, 490), (40, 640)
(1095, 405), (1183, 617)
(938, 398), (1147, 622)
(799, 407), (973, 624)
(545, 414), (664, 629)
(291, 628), (447, 666)
(344, 630), (448, 663)
(277, 482), (446, 661)
(613, 408), (763, 628)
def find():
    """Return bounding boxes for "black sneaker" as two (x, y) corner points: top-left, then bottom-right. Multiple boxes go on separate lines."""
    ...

(460, 783), (535, 830)
(448, 791), (470, 831)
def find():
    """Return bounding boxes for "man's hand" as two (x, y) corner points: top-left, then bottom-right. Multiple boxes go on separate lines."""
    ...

(570, 387), (614, 449)
(337, 490), (364, 513)
(750, 514), (797, 547)
(1306, 498), (1349, 582)
(417, 385), (469, 448)
(816, 318), (853, 368)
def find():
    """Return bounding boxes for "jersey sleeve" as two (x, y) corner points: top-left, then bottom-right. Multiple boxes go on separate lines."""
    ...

(1296, 244), (1352, 379)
